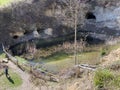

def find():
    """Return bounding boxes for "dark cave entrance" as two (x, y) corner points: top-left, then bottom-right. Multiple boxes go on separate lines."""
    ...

(13, 35), (19, 39)
(37, 28), (45, 33)
(85, 12), (96, 19)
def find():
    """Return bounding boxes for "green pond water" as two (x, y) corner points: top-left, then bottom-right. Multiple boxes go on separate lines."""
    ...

(33, 43), (120, 73)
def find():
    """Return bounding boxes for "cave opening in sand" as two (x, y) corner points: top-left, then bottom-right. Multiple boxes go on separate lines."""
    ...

(13, 35), (19, 39)
(86, 12), (96, 19)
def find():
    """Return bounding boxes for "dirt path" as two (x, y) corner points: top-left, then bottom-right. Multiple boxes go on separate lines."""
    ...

(6, 61), (39, 90)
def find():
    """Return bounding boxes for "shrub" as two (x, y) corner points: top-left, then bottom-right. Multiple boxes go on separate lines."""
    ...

(94, 69), (114, 89)
(101, 51), (106, 56)
(100, 46), (109, 56)
(101, 47), (108, 56)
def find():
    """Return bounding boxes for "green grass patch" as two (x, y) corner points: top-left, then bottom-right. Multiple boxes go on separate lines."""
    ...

(0, 0), (12, 6)
(0, 53), (6, 59)
(15, 56), (31, 72)
(78, 51), (101, 65)
(40, 51), (101, 72)
(94, 69), (120, 90)
(43, 52), (69, 62)
(0, 69), (22, 90)
(35, 52), (72, 73)
(15, 56), (27, 64)
(94, 69), (114, 88)
(0, 53), (6, 62)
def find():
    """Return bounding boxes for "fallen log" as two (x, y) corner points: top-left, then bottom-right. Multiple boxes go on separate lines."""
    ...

(2, 44), (59, 82)
(75, 64), (97, 71)
(2, 44), (18, 63)
(31, 69), (59, 82)
(2, 44), (25, 71)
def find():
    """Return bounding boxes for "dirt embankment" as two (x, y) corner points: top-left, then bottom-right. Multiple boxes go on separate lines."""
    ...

(101, 48), (120, 66)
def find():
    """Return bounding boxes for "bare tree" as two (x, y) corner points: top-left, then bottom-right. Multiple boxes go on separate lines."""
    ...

(63, 0), (87, 65)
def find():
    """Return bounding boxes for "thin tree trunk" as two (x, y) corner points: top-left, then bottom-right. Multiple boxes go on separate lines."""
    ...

(74, 5), (78, 65)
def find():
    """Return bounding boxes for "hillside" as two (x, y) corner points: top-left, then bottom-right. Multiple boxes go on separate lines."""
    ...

(1, 0), (120, 90)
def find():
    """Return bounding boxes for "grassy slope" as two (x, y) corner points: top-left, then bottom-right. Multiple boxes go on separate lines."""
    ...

(0, 69), (22, 90)
(0, 52), (23, 90)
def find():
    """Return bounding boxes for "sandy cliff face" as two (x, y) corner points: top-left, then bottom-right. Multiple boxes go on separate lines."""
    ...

(94, 2), (120, 29)
(0, 0), (120, 47)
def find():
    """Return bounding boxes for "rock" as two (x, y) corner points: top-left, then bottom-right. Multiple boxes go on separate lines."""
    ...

(33, 30), (40, 38)
(2, 58), (8, 63)
(94, 5), (120, 30)
(44, 28), (53, 36)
